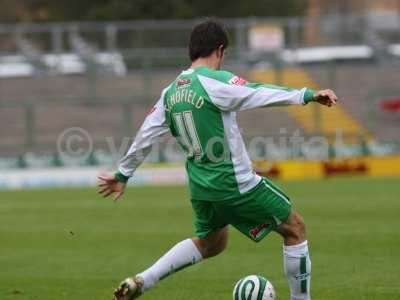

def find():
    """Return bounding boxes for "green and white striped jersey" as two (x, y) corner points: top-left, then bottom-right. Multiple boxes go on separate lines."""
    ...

(119, 66), (315, 201)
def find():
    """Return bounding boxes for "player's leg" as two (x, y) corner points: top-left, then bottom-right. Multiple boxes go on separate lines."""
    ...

(138, 226), (228, 291)
(113, 228), (228, 300)
(221, 177), (311, 300)
(275, 211), (311, 300)
(113, 199), (228, 299)
(256, 177), (312, 300)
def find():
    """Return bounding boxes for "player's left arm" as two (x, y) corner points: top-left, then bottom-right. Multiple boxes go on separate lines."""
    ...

(97, 90), (169, 201)
(242, 81), (338, 108)
(198, 74), (337, 111)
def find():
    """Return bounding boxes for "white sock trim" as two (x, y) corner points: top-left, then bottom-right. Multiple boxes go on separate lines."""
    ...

(284, 240), (308, 257)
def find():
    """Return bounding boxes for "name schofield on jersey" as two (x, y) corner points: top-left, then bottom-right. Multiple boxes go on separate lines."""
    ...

(165, 88), (204, 111)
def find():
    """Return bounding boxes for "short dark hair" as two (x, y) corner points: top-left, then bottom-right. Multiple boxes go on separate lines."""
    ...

(189, 19), (229, 62)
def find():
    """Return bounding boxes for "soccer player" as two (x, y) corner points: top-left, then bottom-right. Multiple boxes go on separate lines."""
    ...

(98, 19), (337, 300)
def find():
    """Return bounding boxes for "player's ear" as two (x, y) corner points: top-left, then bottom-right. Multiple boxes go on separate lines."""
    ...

(217, 45), (225, 59)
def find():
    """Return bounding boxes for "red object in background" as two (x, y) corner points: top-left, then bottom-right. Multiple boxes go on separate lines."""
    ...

(323, 160), (368, 176)
(379, 98), (400, 113)
(254, 165), (280, 178)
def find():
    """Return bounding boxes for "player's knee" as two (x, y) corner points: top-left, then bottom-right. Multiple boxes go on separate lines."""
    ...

(208, 236), (229, 258)
(196, 240), (223, 258)
(197, 231), (228, 258)
(293, 212), (306, 237)
(277, 212), (306, 243)
(291, 214), (306, 242)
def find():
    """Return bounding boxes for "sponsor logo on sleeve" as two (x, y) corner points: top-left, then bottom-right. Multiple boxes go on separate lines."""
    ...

(229, 76), (247, 86)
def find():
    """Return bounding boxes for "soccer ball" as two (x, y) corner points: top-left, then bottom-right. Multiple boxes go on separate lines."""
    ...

(233, 275), (276, 300)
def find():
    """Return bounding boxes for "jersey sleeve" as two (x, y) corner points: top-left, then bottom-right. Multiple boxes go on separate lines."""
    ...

(197, 73), (315, 112)
(118, 88), (169, 178)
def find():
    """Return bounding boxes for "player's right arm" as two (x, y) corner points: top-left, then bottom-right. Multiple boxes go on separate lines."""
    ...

(97, 87), (170, 201)
(197, 72), (337, 111)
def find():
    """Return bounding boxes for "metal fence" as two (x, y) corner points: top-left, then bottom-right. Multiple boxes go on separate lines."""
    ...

(0, 14), (400, 159)
(1, 14), (399, 53)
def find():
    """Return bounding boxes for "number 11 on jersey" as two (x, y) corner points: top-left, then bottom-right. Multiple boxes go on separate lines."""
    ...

(173, 111), (203, 161)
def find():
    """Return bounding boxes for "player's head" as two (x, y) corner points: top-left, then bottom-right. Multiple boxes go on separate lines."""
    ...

(189, 19), (229, 69)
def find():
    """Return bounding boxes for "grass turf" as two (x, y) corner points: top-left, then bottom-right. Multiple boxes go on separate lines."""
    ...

(1, 177), (400, 300)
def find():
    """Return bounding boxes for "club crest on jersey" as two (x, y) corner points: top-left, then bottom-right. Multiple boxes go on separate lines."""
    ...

(249, 223), (270, 240)
(229, 76), (247, 86)
(177, 78), (191, 88)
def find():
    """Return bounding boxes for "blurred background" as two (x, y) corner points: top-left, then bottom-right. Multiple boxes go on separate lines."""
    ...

(1, 0), (400, 187)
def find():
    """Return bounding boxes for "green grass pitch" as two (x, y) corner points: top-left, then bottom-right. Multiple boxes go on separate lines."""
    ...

(1, 177), (400, 300)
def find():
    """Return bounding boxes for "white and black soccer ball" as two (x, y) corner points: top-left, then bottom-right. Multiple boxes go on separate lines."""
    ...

(233, 275), (276, 300)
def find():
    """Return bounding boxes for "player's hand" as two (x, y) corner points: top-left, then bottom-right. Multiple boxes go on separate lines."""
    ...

(97, 174), (126, 202)
(313, 89), (338, 107)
